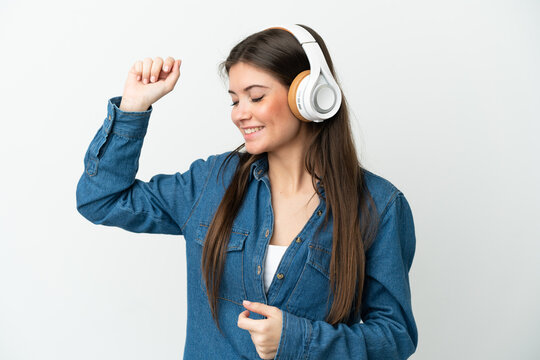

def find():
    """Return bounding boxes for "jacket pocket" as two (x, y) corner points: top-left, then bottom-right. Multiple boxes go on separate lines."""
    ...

(285, 244), (334, 321)
(195, 222), (249, 303)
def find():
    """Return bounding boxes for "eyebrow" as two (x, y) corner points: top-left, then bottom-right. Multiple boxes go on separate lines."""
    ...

(228, 85), (269, 95)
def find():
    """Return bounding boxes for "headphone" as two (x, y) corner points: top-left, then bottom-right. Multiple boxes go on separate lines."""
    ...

(267, 24), (342, 123)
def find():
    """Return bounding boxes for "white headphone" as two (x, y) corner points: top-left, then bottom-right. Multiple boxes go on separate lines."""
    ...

(267, 24), (342, 123)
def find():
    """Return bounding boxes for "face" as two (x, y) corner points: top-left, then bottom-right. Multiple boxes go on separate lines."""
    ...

(228, 62), (307, 155)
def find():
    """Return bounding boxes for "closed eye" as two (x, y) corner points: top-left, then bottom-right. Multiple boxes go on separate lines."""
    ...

(230, 96), (265, 107)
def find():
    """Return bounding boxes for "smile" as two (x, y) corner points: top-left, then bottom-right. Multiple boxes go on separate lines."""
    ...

(243, 126), (264, 134)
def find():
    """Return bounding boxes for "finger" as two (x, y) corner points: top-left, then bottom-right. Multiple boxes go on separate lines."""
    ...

(243, 300), (276, 318)
(237, 310), (257, 331)
(128, 60), (143, 82)
(239, 309), (250, 319)
(162, 56), (175, 73)
(164, 59), (182, 90)
(142, 57), (152, 84)
(150, 56), (164, 83)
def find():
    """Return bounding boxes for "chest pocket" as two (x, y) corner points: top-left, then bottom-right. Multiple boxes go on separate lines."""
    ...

(285, 244), (334, 321)
(195, 222), (249, 303)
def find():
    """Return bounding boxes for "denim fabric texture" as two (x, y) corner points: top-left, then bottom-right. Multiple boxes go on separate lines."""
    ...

(76, 96), (418, 360)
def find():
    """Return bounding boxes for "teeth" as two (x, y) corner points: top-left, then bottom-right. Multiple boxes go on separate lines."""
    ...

(244, 126), (264, 134)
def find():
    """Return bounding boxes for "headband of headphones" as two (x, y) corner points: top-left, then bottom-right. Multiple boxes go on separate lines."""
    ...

(267, 24), (342, 122)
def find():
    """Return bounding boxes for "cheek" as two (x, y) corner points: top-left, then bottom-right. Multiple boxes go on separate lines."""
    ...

(275, 97), (292, 117)
(261, 97), (294, 124)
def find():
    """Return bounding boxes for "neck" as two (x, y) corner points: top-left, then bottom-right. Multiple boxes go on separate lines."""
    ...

(267, 140), (314, 196)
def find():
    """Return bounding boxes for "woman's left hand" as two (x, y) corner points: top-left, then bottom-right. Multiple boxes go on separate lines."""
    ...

(237, 300), (282, 359)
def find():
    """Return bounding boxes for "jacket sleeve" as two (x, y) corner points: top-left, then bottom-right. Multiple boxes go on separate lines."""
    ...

(75, 96), (216, 235)
(275, 192), (418, 360)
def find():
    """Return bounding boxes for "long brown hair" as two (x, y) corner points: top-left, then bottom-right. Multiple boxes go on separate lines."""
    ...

(203, 25), (379, 331)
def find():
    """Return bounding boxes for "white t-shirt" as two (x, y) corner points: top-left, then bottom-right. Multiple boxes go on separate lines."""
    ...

(263, 244), (288, 293)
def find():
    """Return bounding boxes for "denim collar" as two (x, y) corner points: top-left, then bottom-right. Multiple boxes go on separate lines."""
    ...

(249, 153), (326, 199)
(249, 155), (269, 181)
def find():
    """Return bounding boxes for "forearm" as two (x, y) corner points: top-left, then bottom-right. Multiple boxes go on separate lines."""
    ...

(76, 96), (180, 234)
(277, 301), (416, 360)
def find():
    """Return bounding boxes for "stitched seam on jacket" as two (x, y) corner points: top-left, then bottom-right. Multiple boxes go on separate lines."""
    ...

(306, 252), (331, 280)
(304, 317), (313, 360)
(285, 256), (310, 314)
(111, 130), (146, 140)
(216, 297), (243, 306)
(277, 312), (287, 360)
(379, 190), (401, 219)
(116, 203), (170, 224)
(180, 155), (218, 232)
(198, 223), (249, 236)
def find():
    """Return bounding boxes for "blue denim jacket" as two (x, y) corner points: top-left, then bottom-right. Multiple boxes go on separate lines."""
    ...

(76, 97), (418, 359)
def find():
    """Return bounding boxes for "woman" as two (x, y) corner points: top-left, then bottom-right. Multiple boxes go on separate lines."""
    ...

(76, 24), (418, 359)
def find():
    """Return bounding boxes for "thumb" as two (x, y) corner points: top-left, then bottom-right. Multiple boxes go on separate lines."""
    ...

(242, 300), (276, 318)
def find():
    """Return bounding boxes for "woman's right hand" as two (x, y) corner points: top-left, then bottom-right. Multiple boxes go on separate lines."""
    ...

(119, 57), (182, 112)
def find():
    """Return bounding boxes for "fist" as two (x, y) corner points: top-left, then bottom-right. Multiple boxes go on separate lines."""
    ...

(120, 56), (182, 112)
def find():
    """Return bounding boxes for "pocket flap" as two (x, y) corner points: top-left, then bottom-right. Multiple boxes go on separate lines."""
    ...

(307, 244), (332, 279)
(195, 222), (249, 252)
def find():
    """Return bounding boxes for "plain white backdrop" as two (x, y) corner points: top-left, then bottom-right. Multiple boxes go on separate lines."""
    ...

(1, 0), (539, 359)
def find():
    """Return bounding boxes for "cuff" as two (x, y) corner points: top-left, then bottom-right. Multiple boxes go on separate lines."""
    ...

(275, 310), (312, 360)
(105, 96), (153, 139)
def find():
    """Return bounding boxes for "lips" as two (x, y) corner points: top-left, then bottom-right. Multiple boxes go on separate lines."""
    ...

(243, 126), (264, 134)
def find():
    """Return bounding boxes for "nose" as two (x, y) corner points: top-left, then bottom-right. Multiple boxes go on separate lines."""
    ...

(231, 99), (252, 124)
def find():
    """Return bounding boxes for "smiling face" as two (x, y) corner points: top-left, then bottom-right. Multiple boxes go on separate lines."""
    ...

(228, 62), (309, 155)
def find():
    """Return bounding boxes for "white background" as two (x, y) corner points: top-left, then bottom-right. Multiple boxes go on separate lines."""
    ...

(1, 0), (539, 359)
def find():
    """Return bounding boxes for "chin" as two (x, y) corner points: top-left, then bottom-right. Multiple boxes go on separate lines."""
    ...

(244, 143), (268, 155)
(244, 147), (265, 155)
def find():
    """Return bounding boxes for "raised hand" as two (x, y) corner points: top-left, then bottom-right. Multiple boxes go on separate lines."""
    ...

(119, 56), (182, 112)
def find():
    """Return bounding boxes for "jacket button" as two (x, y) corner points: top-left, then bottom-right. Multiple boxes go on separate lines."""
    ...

(295, 237), (302, 243)
(276, 273), (284, 280)
(257, 265), (261, 275)
(257, 169), (263, 175)
(265, 229), (269, 237)
(317, 210), (322, 216)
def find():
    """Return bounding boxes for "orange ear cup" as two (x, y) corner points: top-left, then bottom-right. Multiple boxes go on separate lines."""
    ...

(288, 70), (311, 122)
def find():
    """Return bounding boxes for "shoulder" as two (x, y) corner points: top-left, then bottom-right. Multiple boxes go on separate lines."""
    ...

(361, 168), (416, 269)
(209, 150), (242, 176)
(361, 168), (410, 218)
(187, 150), (237, 172)
(187, 150), (245, 188)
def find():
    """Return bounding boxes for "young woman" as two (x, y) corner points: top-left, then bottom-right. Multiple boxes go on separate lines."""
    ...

(76, 24), (418, 360)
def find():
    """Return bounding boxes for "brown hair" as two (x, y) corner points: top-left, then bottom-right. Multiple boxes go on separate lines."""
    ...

(203, 24), (379, 331)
